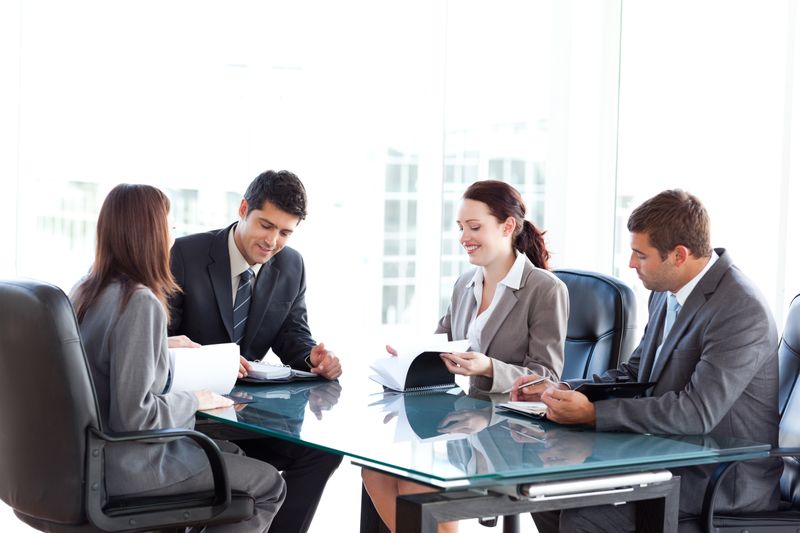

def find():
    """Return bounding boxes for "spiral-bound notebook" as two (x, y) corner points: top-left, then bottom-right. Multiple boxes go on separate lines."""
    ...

(238, 361), (321, 384)
(369, 336), (469, 392)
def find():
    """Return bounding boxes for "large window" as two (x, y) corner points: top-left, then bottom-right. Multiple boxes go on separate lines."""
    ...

(6, 1), (800, 532)
(615, 0), (800, 328)
(0, 0), (624, 344)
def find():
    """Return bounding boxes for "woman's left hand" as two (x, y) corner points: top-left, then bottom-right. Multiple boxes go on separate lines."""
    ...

(440, 351), (493, 377)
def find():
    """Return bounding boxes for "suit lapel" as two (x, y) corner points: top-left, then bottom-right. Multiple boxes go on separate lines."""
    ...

(207, 225), (236, 341)
(638, 294), (667, 381)
(455, 282), (477, 341)
(648, 292), (704, 382)
(647, 249), (732, 383)
(481, 289), (518, 353)
(480, 261), (530, 353)
(242, 260), (280, 350)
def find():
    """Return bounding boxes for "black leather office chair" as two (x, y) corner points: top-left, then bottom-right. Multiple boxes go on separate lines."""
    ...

(482, 269), (639, 532)
(682, 294), (800, 533)
(0, 279), (253, 532)
(778, 295), (800, 417)
(553, 269), (638, 380)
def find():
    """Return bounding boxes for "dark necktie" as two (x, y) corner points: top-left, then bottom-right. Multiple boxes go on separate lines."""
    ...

(233, 268), (254, 344)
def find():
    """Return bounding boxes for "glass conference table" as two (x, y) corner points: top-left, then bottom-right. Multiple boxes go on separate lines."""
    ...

(198, 378), (770, 533)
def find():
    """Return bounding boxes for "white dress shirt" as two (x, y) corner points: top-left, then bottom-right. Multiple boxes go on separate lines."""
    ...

(227, 225), (262, 304)
(664, 250), (719, 333)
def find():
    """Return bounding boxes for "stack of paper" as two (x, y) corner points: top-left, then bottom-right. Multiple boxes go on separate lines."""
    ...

(168, 342), (240, 395)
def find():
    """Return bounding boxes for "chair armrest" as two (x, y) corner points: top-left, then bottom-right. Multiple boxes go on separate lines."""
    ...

(700, 447), (793, 533)
(88, 427), (231, 507)
(85, 427), (232, 531)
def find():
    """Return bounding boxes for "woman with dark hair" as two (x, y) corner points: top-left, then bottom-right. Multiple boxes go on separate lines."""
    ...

(433, 179), (567, 393)
(363, 180), (568, 532)
(72, 184), (285, 532)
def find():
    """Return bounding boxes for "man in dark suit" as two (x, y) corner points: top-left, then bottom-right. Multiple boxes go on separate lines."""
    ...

(512, 189), (782, 532)
(169, 169), (343, 533)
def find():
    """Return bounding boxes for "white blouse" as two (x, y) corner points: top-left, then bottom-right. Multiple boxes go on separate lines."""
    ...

(465, 252), (527, 353)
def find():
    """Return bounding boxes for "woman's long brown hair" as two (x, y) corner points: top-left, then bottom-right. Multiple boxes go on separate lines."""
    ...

(73, 184), (179, 322)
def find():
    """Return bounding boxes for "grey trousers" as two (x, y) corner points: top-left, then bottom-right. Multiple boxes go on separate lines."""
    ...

(533, 505), (637, 533)
(135, 440), (286, 533)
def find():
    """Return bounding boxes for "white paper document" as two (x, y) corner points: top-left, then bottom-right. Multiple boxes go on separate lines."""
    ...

(369, 334), (470, 392)
(169, 342), (240, 395)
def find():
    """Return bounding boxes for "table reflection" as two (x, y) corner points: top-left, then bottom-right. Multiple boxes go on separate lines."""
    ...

(199, 381), (770, 487)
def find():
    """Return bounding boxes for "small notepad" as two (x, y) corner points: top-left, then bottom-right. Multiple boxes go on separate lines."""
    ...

(248, 361), (292, 381)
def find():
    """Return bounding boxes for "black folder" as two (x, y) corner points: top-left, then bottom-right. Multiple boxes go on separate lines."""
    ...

(402, 352), (457, 391)
(574, 381), (656, 401)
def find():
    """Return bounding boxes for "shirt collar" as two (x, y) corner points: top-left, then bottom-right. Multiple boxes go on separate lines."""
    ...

(501, 251), (526, 290)
(672, 250), (718, 306)
(228, 225), (263, 279)
(467, 252), (526, 290)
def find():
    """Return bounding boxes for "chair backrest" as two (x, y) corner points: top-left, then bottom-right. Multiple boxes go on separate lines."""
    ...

(779, 295), (800, 417)
(778, 295), (800, 504)
(0, 279), (101, 525)
(553, 269), (637, 380)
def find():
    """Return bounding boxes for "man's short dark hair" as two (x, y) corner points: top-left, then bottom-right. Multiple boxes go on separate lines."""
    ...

(244, 170), (308, 220)
(627, 189), (712, 260)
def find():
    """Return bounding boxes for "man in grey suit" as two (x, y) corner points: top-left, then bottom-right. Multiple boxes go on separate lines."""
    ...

(512, 189), (782, 532)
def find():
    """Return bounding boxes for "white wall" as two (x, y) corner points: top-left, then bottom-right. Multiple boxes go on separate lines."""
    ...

(616, 0), (798, 325)
(0, 0), (20, 278)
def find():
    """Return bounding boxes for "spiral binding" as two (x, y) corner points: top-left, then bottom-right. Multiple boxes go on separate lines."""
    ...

(403, 383), (457, 393)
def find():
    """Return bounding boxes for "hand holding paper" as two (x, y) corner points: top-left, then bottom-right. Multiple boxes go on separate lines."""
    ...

(370, 335), (469, 392)
(169, 342), (240, 396)
(440, 351), (493, 377)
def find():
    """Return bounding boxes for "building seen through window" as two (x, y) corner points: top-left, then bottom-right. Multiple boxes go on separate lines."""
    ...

(381, 149), (419, 325)
(438, 124), (547, 316)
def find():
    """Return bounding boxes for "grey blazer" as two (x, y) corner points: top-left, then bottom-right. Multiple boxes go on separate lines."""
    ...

(76, 282), (204, 496)
(436, 257), (568, 393)
(570, 249), (782, 515)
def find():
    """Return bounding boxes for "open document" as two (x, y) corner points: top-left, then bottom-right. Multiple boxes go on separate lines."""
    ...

(169, 342), (239, 395)
(369, 334), (470, 392)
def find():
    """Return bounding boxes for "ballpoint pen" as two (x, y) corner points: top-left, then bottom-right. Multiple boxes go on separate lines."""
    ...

(518, 376), (547, 390)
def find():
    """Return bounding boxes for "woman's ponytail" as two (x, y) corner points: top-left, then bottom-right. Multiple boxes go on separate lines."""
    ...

(515, 220), (550, 270)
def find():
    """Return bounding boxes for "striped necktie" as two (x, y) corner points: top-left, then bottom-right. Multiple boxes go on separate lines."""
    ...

(233, 268), (254, 344)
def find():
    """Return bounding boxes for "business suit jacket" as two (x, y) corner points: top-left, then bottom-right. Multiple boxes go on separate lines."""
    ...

(437, 257), (568, 393)
(169, 223), (316, 369)
(570, 249), (782, 515)
(76, 282), (205, 496)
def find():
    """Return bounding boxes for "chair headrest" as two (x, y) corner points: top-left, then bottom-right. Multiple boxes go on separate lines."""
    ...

(554, 269), (636, 339)
(779, 295), (800, 416)
(783, 295), (800, 359)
